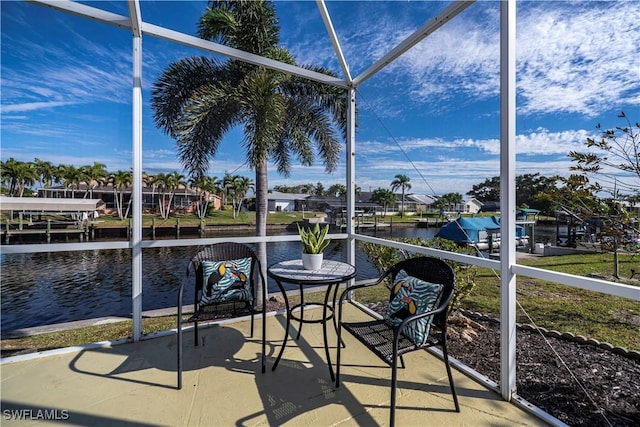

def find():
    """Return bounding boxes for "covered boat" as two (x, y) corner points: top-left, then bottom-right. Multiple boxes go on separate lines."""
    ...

(435, 216), (527, 250)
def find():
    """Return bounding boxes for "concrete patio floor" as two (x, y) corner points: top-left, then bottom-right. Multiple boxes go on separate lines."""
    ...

(1, 304), (547, 426)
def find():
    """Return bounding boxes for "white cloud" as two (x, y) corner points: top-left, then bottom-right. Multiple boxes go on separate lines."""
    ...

(2, 101), (78, 113)
(516, 2), (640, 116)
(336, 1), (640, 118)
(343, 127), (602, 195)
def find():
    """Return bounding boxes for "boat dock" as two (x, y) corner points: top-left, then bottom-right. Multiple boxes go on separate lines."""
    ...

(3, 219), (90, 244)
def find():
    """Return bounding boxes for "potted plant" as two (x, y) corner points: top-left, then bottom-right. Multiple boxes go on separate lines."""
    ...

(298, 223), (331, 270)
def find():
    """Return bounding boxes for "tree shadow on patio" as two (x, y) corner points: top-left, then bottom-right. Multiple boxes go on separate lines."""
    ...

(66, 315), (379, 425)
(67, 323), (264, 390)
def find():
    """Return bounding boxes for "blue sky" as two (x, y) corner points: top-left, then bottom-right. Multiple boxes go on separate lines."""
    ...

(2, 1), (639, 197)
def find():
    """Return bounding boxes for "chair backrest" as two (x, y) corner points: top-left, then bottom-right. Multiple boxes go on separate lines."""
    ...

(188, 242), (262, 305)
(385, 256), (456, 330)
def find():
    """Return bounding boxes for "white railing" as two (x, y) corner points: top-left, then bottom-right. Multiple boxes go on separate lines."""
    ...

(3, 231), (636, 301)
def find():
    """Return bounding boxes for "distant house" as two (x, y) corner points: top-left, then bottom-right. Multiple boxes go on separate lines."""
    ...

(304, 194), (341, 213)
(407, 194), (437, 213)
(37, 184), (221, 214)
(464, 198), (483, 214)
(303, 192), (381, 215)
(267, 191), (310, 212)
(479, 200), (500, 213)
(620, 200), (640, 216)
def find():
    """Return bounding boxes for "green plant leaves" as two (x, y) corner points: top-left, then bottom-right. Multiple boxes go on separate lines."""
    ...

(297, 223), (331, 254)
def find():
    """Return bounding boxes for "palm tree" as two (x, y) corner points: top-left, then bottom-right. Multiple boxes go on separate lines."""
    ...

(327, 183), (347, 199)
(222, 172), (237, 208)
(1, 158), (22, 196)
(167, 171), (186, 217)
(371, 187), (396, 217)
(434, 192), (464, 213)
(34, 158), (55, 190)
(143, 172), (160, 215)
(390, 174), (411, 217)
(189, 175), (217, 219)
(154, 171), (186, 219)
(81, 162), (108, 199)
(230, 176), (254, 218)
(58, 164), (88, 199)
(301, 183), (315, 194)
(151, 0), (347, 285)
(152, 173), (167, 218)
(0, 158), (37, 197)
(109, 170), (133, 220)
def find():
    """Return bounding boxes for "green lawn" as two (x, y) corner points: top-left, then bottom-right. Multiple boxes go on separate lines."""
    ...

(459, 253), (639, 349)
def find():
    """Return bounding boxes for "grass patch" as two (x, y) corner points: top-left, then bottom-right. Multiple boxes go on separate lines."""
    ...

(461, 253), (639, 350)
(1, 317), (178, 357)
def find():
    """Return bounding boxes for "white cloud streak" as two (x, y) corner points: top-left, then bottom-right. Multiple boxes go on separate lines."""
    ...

(311, 1), (640, 117)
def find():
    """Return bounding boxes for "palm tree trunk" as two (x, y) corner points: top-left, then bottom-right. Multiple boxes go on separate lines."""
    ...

(124, 196), (132, 219)
(235, 198), (243, 218)
(255, 160), (269, 304)
(166, 192), (175, 219)
(118, 190), (125, 220)
(159, 192), (166, 219)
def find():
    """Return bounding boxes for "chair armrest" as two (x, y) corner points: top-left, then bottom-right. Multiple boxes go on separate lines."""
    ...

(337, 273), (390, 304)
(177, 278), (189, 320)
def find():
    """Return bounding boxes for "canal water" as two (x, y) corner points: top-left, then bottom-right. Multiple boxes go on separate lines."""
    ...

(0, 224), (557, 333)
(0, 227), (435, 333)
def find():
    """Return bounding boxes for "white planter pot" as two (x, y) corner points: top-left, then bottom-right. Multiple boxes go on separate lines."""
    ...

(301, 253), (323, 270)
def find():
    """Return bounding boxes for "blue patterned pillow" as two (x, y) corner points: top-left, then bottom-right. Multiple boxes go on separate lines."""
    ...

(200, 258), (253, 305)
(384, 269), (443, 346)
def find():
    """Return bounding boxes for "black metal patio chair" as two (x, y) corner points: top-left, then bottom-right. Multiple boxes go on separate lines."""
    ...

(177, 242), (266, 389)
(335, 256), (460, 426)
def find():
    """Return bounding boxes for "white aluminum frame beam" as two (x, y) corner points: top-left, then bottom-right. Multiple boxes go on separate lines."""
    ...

(316, 0), (352, 85)
(141, 22), (347, 88)
(127, 0), (144, 342)
(28, 0), (347, 89)
(27, 0), (132, 28)
(499, 0), (517, 402)
(353, 1), (475, 87)
(345, 88), (357, 266)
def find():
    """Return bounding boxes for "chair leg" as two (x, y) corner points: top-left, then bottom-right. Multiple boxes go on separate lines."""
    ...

(335, 303), (344, 387)
(442, 341), (460, 412)
(177, 304), (183, 390)
(399, 355), (406, 369)
(194, 320), (199, 346)
(261, 301), (266, 374)
(390, 354), (398, 427)
(250, 310), (255, 338)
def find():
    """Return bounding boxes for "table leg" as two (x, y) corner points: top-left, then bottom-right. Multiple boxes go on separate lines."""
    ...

(323, 284), (335, 382)
(332, 282), (345, 348)
(296, 284), (304, 340)
(272, 279), (291, 372)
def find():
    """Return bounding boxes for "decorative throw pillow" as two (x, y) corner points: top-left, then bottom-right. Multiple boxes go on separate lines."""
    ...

(384, 269), (443, 346)
(200, 258), (253, 305)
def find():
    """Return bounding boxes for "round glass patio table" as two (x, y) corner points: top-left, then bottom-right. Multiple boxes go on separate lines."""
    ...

(267, 259), (356, 381)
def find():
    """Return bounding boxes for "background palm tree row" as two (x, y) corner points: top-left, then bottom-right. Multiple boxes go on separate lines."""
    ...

(0, 158), (254, 221)
(1, 158), (110, 199)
